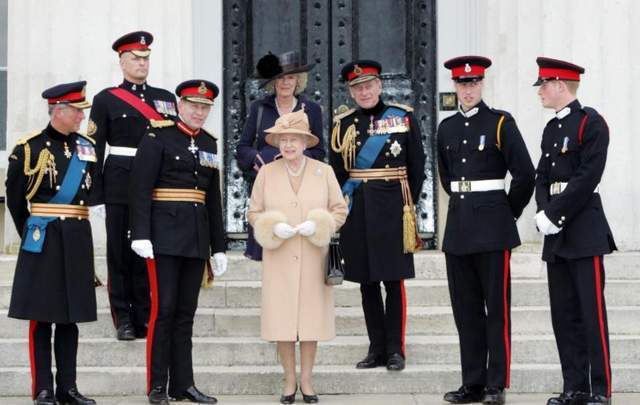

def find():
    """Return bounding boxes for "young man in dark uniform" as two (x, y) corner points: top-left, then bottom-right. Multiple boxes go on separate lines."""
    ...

(329, 60), (426, 371)
(533, 57), (616, 405)
(89, 30), (178, 340)
(6, 81), (98, 405)
(129, 80), (227, 405)
(438, 56), (535, 405)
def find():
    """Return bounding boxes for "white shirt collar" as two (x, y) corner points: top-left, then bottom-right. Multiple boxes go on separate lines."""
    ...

(459, 105), (479, 118)
(555, 106), (571, 120)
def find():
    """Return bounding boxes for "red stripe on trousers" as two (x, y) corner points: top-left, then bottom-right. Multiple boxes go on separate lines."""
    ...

(145, 258), (160, 395)
(400, 280), (407, 356)
(503, 250), (511, 388)
(593, 256), (612, 397)
(29, 320), (37, 399)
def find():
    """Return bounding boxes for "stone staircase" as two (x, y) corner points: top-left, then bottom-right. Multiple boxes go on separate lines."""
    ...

(1, 250), (639, 397)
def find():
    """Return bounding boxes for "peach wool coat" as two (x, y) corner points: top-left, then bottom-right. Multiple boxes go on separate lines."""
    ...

(248, 158), (347, 341)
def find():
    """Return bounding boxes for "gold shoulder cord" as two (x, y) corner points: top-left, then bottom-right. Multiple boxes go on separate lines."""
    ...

(330, 119), (357, 172)
(23, 144), (52, 201)
(496, 115), (506, 150)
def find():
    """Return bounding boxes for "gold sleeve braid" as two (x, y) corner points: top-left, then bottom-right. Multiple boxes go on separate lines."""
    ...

(330, 119), (357, 172)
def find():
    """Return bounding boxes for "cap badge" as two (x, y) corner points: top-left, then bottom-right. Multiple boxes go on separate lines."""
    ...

(140, 36), (146, 45)
(353, 65), (363, 76)
(198, 82), (208, 95)
(464, 63), (472, 73)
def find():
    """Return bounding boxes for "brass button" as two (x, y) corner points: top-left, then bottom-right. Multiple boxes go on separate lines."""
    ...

(558, 124), (562, 128)
(79, 200), (84, 205)
(462, 158), (466, 163)
(460, 195), (465, 199)
(465, 122), (469, 127)
(552, 162), (556, 166)
(122, 114), (127, 118)
(463, 140), (467, 144)
(461, 177), (466, 180)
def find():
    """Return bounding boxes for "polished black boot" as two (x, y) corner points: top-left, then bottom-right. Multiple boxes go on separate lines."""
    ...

(34, 389), (56, 405)
(386, 353), (405, 371)
(547, 391), (591, 405)
(171, 385), (217, 404)
(355, 352), (386, 369)
(55, 388), (96, 405)
(148, 386), (169, 405)
(116, 323), (136, 341)
(444, 385), (485, 404)
(586, 394), (611, 405)
(482, 387), (505, 405)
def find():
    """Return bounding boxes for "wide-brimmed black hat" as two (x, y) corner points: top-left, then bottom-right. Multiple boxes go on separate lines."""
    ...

(256, 51), (314, 87)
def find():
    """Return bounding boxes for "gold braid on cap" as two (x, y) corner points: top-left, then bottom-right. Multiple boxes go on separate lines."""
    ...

(331, 118), (357, 171)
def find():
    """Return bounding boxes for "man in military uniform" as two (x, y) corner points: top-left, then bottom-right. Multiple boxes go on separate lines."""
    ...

(129, 80), (227, 404)
(329, 60), (426, 371)
(533, 57), (616, 405)
(438, 56), (535, 405)
(6, 82), (98, 405)
(90, 30), (178, 340)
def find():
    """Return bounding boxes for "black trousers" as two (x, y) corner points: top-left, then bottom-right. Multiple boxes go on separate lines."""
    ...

(547, 255), (611, 397)
(360, 280), (407, 357)
(146, 254), (204, 395)
(445, 250), (511, 389)
(28, 321), (78, 398)
(106, 203), (149, 329)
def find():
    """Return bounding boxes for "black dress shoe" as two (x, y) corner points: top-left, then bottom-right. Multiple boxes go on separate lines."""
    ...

(117, 323), (136, 340)
(547, 391), (591, 405)
(301, 389), (319, 403)
(135, 325), (148, 339)
(386, 353), (405, 371)
(34, 389), (56, 405)
(280, 386), (297, 404)
(148, 386), (169, 405)
(482, 387), (505, 405)
(355, 353), (386, 369)
(586, 394), (611, 405)
(171, 385), (218, 404)
(443, 385), (485, 404)
(55, 388), (96, 405)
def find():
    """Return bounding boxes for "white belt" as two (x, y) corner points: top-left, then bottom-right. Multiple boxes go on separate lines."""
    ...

(109, 146), (137, 157)
(450, 179), (505, 193)
(550, 182), (600, 196)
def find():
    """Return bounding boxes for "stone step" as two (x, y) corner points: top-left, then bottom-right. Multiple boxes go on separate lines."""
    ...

(1, 364), (639, 396)
(1, 251), (639, 286)
(0, 278), (630, 311)
(2, 334), (640, 368)
(3, 277), (639, 311)
(2, 306), (640, 339)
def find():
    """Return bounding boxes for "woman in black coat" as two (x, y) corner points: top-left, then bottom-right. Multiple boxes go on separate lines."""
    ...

(236, 51), (325, 260)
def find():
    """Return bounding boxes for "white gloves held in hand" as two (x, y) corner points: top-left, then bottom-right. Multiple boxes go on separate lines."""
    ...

(535, 210), (562, 235)
(131, 239), (154, 259)
(213, 252), (228, 276)
(273, 221), (317, 239)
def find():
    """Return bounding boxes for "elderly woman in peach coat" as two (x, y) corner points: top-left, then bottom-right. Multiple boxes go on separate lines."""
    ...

(248, 109), (347, 404)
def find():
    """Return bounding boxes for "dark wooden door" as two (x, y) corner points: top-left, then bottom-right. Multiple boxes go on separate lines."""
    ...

(223, 0), (437, 250)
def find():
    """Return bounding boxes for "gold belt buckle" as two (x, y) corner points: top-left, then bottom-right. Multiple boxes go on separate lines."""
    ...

(459, 180), (472, 192)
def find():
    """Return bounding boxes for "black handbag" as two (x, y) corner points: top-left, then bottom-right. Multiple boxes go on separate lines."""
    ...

(325, 239), (345, 286)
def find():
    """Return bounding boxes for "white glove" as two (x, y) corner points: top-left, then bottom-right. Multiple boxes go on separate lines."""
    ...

(296, 220), (316, 237)
(131, 239), (154, 259)
(535, 211), (562, 235)
(213, 252), (228, 276)
(273, 222), (297, 239)
(89, 204), (106, 220)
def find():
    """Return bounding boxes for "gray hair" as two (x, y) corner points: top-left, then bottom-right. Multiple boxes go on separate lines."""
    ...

(47, 103), (67, 116)
(265, 72), (309, 95)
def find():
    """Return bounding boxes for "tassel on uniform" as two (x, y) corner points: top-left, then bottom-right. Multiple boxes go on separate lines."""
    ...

(201, 260), (214, 289)
(403, 204), (419, 253)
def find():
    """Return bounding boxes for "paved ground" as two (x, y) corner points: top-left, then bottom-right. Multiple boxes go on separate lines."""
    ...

(2, 393), (639, 404)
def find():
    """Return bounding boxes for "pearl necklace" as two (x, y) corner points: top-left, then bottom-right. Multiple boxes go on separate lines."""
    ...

(285, 157), (306, 177)
(276, 96), (297, 116)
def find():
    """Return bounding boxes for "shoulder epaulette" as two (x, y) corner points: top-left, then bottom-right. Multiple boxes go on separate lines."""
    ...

(490, 108), (513, 120)
(387, 102), (414, 112)
(16, 131), (43, 145)
(77, 132), (96, 145)
(333, 108), (356, 123)
(150, 119), (175, 128)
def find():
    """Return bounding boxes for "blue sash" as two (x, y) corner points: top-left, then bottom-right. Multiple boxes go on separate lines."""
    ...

(341, 107), (406, 210)
(22, 137), (92, 253)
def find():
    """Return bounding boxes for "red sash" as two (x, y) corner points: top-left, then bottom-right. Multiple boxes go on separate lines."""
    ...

(108, 87), (163, 121)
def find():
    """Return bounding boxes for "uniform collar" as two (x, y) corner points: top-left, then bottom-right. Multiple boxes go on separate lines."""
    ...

(46, 123), (72, 142)
(555, 99), (581, 120)
(120, 79), (147, 92)
(176, 119), (200, 137)
(458, 100), (485, 118)
(360, 99), (385, 116)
